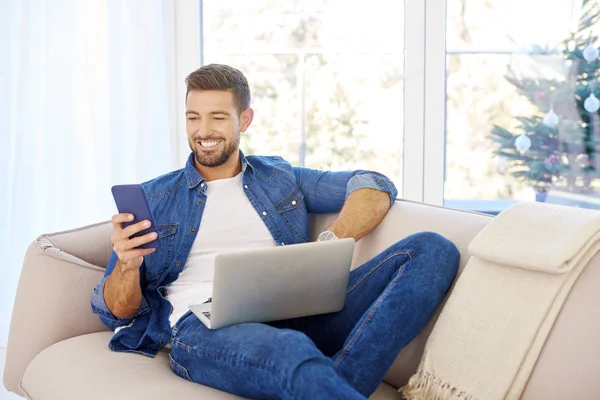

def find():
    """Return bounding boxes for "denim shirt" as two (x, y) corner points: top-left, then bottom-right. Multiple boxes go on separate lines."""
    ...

(91, 152), (398, 357)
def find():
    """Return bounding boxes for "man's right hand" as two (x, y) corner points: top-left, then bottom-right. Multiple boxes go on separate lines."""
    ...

(111, 213), (158, 271)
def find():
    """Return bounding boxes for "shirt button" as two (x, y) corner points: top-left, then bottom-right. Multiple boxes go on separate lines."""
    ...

(158, 340), (164, 345)
(262, 211), (267, 216)
(244, 185), (248, 189)
(200, 183), (205, 188)
(281, 242), (285, 245)
(99, 310), (104, 314)
(176, 262), (181, 267)
(291, 200), (297, 205)
(377, 179), (383, 183)
(190, 228), (195, 233)
(197, 200), (203, 204)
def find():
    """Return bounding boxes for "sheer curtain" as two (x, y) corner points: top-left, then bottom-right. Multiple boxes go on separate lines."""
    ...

(0, 0), (181, 346)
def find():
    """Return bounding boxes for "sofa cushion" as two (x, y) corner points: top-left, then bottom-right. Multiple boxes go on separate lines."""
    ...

(21, 332), (403, 400)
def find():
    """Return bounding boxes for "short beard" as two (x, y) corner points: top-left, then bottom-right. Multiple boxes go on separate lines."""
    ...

(189, 135), (240, 168)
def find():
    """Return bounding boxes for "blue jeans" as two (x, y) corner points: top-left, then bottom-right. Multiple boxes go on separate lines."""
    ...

(169, 232), (460, 399)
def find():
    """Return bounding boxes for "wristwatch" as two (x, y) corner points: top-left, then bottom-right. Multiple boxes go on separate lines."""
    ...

(317, 230), (338, 242)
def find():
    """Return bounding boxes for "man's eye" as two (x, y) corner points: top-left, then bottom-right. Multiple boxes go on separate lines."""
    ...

(187, 117), (198, 121)
(214, 117), (225, 121)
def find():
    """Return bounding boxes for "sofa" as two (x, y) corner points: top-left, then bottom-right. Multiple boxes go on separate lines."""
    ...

(4, 200), (600, 399)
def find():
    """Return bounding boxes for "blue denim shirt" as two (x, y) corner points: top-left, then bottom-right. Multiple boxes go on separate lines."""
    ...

(91, 152), (398, 356)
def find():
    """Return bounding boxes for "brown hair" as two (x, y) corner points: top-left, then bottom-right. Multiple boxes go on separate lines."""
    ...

(185, 64), (251, 114)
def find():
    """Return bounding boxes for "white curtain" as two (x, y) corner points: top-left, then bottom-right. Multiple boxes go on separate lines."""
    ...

(0, 0), (180, 346)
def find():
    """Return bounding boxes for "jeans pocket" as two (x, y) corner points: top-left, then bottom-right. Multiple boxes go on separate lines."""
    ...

(169, 353), (193, 382)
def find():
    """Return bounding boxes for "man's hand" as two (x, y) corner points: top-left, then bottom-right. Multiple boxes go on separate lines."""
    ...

(104, 213), (157, 319)
(111, 213), (158, 272)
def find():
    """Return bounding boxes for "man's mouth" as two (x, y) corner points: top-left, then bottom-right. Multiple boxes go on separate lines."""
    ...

(197, 140), (222, 148)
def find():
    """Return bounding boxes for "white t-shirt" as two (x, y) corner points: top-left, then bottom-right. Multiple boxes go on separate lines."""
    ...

(165, 172), (276, 326)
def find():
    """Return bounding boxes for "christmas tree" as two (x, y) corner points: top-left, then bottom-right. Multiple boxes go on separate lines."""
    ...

(490, 0), (600, 198)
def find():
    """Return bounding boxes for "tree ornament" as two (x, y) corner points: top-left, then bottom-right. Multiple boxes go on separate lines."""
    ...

(584, 93), (600, 113)
(535, 91), (546, 101)
(514, 134), (532, 153)
(544, 155), (561, 174)
(543, 108), (560, 127)
(575, 153), (591, 169)
(494, 155), (508, 173)
(583, 42), (600, 63)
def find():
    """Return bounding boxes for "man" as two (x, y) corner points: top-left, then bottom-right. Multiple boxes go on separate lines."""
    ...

(91, 64), (460, 400)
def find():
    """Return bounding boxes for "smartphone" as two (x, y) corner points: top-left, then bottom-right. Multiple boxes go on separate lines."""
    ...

(111, 184), (161, 250)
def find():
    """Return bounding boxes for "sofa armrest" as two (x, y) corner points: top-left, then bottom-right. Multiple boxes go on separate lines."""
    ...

(3, 231), (110, 396)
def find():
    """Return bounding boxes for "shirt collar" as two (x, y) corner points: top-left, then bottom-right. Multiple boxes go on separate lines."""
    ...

(184, 150), (254, 189)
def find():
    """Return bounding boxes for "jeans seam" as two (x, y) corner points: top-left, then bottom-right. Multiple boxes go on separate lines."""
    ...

(172, 338), (299, 400)
(334, 264), (405, 365)
(346, 250), (413, 295)
(171, 338), (191, 351)
(173, 339), (278, 373)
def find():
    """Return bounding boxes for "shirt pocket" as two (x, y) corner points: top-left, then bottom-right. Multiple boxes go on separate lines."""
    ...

(146, 223), (178, 281)
(275, 188), (309, 242)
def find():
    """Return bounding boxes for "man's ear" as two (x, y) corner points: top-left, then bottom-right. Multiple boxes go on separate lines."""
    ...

(240, 108), (254, 133)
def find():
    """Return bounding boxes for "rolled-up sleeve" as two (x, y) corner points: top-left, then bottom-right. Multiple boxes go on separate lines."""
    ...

(90, 252), (151, 331)
(293, 167), (398, 214)
(345, 172), (397, 205)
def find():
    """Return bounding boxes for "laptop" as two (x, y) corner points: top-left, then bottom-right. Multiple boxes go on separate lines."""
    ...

(188, 238), (355, 329)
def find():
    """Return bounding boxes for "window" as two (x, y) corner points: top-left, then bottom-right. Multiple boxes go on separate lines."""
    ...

(200, 0), (600, 213)
(201, 0), (405, 194)
(443, 0), (600, 213)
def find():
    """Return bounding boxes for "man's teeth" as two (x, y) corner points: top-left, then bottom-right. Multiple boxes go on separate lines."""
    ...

(200, 141), (220, 148)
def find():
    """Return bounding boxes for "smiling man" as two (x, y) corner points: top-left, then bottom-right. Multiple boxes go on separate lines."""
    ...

(91, 64), (460, 400)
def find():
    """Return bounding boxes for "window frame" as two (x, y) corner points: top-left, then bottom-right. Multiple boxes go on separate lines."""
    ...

(423, 0), (447, 205)
(169, 0), (202, 165)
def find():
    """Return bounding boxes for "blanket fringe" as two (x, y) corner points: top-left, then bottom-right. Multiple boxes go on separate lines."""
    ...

(400, 370), (474, 400)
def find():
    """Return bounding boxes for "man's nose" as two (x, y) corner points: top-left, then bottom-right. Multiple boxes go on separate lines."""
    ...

(198, 119), (211, 137)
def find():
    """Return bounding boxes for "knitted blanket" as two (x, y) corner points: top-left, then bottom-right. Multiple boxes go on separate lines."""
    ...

(402, 201), (600, 400)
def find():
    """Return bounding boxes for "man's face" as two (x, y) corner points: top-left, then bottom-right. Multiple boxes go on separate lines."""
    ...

(186, 90), (252, 168)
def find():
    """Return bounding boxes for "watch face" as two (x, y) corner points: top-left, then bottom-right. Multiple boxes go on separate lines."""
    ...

(319, 231), (337, 241)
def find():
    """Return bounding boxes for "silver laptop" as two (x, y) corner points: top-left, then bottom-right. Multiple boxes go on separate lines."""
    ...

(188, 238), (355, 329)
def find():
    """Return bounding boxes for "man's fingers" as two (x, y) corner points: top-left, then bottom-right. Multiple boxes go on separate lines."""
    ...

(111, 213), (134, 236)
(114, 231), (158, 254)
(111, 213), (156, 266)
(127, 232), (158, 249)
(120, 220), (152, 240)
(119, 247), (156, 263)
(111, 213), (134, 225)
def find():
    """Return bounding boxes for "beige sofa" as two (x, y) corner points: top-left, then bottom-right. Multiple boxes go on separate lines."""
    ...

(4, 200), (600, 399)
